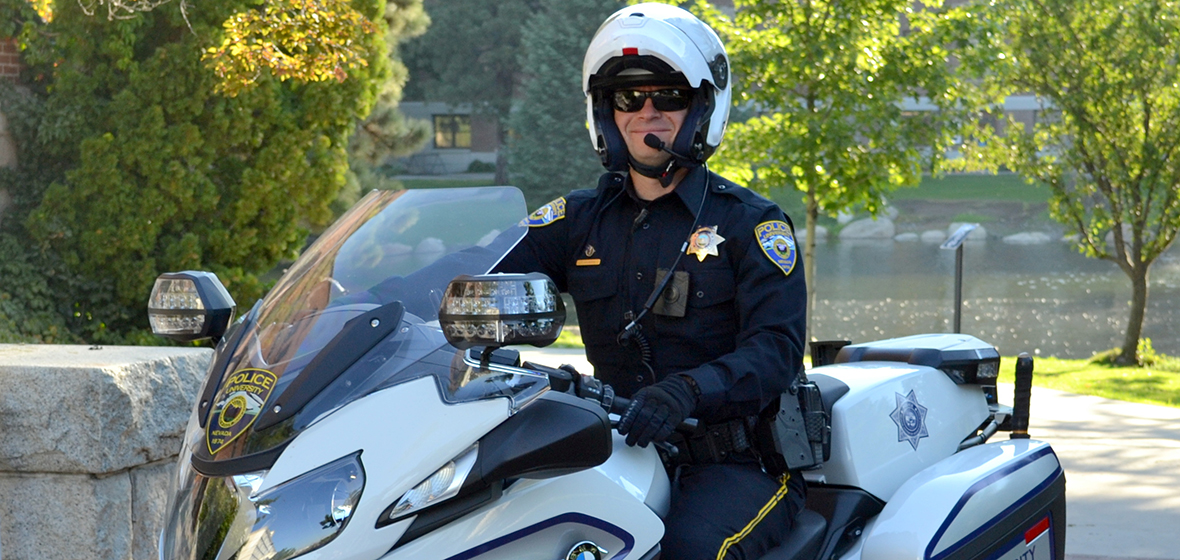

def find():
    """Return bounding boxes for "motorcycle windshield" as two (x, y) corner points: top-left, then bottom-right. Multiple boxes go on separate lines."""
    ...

(195, 187), (531, 465)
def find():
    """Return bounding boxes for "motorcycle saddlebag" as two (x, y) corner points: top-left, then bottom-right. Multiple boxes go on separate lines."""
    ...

(859, 438), (1067, 560)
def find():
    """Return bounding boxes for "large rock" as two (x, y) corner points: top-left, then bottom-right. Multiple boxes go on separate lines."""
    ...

(839, 217), (896, 240)
(0, 470), (132, 560)
(921, 230), (948, 243)
(894, 232), (920, 242)
(132, 461), (176, 560)
(0, 345), (210, 560)
(1003, 232), (1053, 245)
(947, 222), (988, 241)
(0, 345), (210, 474)
(795, 225), (828, 240)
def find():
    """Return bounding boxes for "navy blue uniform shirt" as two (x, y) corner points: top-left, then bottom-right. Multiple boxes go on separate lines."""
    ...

(495, 166), (807, 422)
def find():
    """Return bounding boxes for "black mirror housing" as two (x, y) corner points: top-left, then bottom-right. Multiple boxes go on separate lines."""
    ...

(148, 271), (236, 342)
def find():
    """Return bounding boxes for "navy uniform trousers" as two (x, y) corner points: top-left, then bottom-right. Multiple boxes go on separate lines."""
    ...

(495, 166), (808, 559)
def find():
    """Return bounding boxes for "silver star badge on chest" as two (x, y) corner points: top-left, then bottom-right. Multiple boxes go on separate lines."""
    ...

(686, 225), (724, 262)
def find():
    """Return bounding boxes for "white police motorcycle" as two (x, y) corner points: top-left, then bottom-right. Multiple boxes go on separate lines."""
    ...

(151, 186), (1066, 560)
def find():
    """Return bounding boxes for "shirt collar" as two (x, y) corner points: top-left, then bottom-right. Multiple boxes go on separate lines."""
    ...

(610, 165), (710, 218)
(672, 165), (710, 219)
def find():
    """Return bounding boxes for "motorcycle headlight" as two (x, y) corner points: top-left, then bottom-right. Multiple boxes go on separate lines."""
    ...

(236, 453), (364, 559)
(382, 444), (478, 524)
(162, 453), (364, 560)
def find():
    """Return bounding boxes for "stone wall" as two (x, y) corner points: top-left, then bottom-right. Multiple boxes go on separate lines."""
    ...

(0, 345), (212, 560)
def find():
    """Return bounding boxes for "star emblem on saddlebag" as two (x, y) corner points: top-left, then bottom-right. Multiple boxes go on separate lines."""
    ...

(890, 389), (929, 450)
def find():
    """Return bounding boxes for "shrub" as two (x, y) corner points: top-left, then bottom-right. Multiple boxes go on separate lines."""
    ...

(467, 160), (496, 173)
(0, 0), (394, 342)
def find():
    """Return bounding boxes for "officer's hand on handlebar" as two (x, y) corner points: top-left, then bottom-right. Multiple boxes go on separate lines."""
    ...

(617, 374), (698, 448)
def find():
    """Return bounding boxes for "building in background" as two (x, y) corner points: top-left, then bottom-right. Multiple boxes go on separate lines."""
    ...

(396, 102), (500, 175)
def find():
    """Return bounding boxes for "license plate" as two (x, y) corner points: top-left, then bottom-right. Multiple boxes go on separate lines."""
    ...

(991, 516), (1055, 560)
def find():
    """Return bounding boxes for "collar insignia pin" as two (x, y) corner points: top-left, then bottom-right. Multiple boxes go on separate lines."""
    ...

(686, 225), (724, 262)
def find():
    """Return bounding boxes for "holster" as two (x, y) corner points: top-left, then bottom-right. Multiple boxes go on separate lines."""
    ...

(755, 374), (830, 475)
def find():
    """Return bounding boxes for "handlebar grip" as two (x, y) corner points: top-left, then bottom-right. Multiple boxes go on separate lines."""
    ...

(609, 394), (631, 415)
(1010, 353), (1033, 439)
(578, 379), (700, 440)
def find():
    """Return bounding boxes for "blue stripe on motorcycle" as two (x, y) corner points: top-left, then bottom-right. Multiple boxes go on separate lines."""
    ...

(926, 445), (1063, 560)
(443, 512), (635, 560)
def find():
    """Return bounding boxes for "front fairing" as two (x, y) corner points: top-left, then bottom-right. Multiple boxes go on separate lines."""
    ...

(160, 187), (557, 560)
(196, 187), (530, 467)
(160, 377), (524, 560)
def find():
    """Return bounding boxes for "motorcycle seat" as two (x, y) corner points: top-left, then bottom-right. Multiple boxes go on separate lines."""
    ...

(756, 508), (827, 560)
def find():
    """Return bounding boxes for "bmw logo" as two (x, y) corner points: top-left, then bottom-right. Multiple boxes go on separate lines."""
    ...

(566, 541), (608, 560)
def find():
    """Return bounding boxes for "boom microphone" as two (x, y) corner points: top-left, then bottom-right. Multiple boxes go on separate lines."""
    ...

(644, 133), (692, 162)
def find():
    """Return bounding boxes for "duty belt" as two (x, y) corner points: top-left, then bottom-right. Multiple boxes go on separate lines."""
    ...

(664, 417), (755, 466)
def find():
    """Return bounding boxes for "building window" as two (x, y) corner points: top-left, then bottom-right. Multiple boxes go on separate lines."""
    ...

(434, 114), (472, 149)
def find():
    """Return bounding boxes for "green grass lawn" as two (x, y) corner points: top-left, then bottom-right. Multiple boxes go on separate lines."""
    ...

(551, 329), (585, 349)
(766, 172), (1051, 226)
(998, 355), (1180, 408)
(891, 173), (1050, 203)
(399, 177), (499, 190)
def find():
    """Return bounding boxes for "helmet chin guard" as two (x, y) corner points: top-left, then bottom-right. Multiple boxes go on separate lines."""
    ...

(583, 3), (731, 173)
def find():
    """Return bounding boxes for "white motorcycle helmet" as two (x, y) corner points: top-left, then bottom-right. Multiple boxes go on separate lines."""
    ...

(583, 3), (731, 174)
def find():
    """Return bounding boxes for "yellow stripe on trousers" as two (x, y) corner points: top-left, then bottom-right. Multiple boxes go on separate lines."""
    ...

(715, 472), (792, 560)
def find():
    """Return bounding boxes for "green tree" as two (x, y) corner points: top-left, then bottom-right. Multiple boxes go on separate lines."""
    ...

(950, 0), (1180, 365)
(341, 0), (431, 211)
(203, 0), (380, 96)
(0, 0), (408, 342)
(13, 0), (387, 95)
(402, 0), (542, 183)
(691, 0), (975, 338)
(507, 0), (620, 209)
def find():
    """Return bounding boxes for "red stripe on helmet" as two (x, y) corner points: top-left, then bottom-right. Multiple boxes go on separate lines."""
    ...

(622, 47), (639, 56)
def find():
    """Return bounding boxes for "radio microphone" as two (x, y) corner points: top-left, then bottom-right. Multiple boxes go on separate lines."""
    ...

(644, 133), (692, 162)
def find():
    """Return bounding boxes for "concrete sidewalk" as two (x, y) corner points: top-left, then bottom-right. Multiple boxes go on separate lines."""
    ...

(519, 349), (1180, 560)
(999, 384), (1180, 560)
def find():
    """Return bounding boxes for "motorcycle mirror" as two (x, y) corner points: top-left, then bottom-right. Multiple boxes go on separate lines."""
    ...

(438, 273), (565, 350)
(148, 271), (236, 343)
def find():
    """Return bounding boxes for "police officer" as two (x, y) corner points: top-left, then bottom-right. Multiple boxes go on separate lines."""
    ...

(494, 4), (807, 559)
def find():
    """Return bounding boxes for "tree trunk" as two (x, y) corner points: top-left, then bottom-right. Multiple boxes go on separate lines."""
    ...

(1117, 264), (1149, 365)
(495, 124), (510, 185)
(804, 186), (819, 345)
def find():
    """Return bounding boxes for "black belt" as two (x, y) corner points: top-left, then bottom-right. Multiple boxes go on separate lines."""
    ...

(665, 417), (755, 466)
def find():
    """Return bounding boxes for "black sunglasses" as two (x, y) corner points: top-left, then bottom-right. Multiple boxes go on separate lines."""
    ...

(611, 89), (692, 113)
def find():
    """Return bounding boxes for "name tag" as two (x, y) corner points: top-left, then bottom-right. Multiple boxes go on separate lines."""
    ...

(576, 259), (601, 266)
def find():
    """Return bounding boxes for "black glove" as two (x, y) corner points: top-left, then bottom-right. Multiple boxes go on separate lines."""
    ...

(617, 374), (698, 448)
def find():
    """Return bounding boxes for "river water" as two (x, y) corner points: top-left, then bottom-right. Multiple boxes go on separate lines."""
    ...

(808, 239), (1180, 358)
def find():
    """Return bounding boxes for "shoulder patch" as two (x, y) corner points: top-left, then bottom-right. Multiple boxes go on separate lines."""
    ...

(522, 197), (566, 227)
(755, 220), (797, 276)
